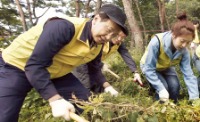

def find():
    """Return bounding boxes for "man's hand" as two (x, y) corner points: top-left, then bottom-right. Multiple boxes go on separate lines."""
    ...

(158, 89), (169, 102)
(133, 72), (143, 86)
(49, 98), (75, 121)
(104, 86), (119, 97)
(102, 63), (110, 72)
(194, 23), (199, 28)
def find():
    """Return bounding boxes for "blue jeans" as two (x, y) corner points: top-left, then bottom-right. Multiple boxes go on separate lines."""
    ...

(0, 57), (90, 122)
(157, 68), (180, 102)
(148, 67), (180, 103)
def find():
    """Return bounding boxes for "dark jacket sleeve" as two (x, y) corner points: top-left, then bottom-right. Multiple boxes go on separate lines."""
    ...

(87, 49), (106, 86)
(25, 18), (75, 100)
(117, 42), (137, 73)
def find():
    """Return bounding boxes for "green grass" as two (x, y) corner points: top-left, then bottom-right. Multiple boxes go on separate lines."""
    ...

(19, 49), (200, 122)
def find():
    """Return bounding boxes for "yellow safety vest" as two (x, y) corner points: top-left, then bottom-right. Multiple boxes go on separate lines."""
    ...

(193, 27), (200, 43)
(2, 17), (102, 78)
(195, 45), (200, 58)
(101, 42), (120, 61)
(141, 33), (182, 71)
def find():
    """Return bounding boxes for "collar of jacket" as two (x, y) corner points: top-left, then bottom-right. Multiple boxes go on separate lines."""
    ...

(78, 20), (97, 48)
(162, 31), (186, 59)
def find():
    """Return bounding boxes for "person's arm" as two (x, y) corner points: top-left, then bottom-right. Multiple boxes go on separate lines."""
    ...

(180, 50), (199, 100)
(25, 18), (75, 100)
(117, 42), (137, 73)
(141, 36), (166, 92)
(193, 24), (199, 44)
(117, 43), (143, 86)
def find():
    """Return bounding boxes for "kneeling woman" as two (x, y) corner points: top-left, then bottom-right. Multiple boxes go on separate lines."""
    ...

(140, 12), (199, 103)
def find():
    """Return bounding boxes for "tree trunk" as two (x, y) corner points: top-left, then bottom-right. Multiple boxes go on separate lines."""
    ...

(156, 0), (165, 32)
(134, 0), (146, 44)
(85, 0), (91, 17)
(32, 0), (38, 25)
(15, 0), (27, 32)
(32, 0), (50, 26)
(165, 12), (170, 30)
(75, 0), (80, 17)
(26, 0), (33, 26)
(176, 0), (179, 15)
(94, 0), (102, 14)
(122, 0), (144, 52)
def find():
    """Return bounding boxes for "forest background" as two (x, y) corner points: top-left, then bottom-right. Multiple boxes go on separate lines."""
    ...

(1, 0), (200, 121)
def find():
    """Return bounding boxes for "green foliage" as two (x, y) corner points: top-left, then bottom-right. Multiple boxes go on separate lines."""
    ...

(0, 35), (16, 49)
(166, 0), (200, 26)
(3, 1), (200, 121)
(0, 0), (21, 36)
(0, 8), (19, 25)
(80, 91), (200, 122)
(0, 0), (20, 25)
(19, 89), (69, 122)
(134, 0), (160, 34)
(19, 48), (200, 122)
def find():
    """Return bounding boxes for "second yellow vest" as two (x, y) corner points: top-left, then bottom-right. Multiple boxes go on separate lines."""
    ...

(101, 42), (120, 61)
(141, 33), (182, 71)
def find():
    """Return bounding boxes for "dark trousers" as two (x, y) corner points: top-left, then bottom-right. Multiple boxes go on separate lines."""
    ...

(73, 64), (104, 93)
(0, 58), (90, 122)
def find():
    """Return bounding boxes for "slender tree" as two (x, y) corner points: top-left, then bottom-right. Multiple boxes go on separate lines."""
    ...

(15, 0), (27, 31)
(75, 0), (80, 17)
(94, 0), (102, 14)
(156, 0), (165, 32)
(122, 0), (144, 52)
(26, 0), (33, 26)
(85, 0), (91, 17)
(32, 0), (50, 26)
(165, 11), (170, 30)
(176, 0), (179, 15)
(134, 0), (146, 36)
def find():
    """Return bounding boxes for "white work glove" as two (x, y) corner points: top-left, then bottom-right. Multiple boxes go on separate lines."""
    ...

(50, 98), (75, 121)
(102, 63), (110, 72)
(158, 89), (169, 102)
(104, 86), (119, 97)
(191, 98), (200, 107)
(133, 72), (143, 86)
(190, 42), (195, 49)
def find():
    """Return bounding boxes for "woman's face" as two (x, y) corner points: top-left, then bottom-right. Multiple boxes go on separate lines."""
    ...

(91, 15), (121, 44)
(172, 34), (193, 50)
